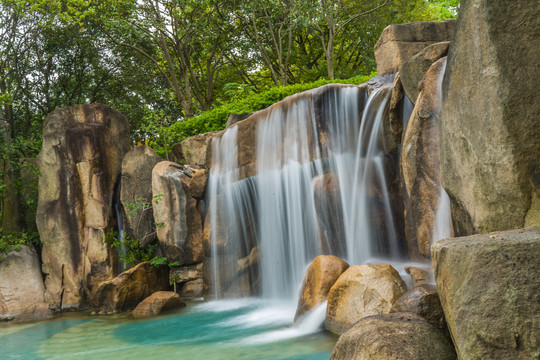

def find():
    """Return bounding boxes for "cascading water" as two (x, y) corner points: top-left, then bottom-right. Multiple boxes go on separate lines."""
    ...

(208, 83), (406, 302)
(113, 180), (127, 272)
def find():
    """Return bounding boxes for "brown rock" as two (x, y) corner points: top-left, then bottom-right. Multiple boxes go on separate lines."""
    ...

(374, 20), (455, 75)
(37, 104), (130, 309)
(325, 264), (407, 334)
(295, 255), (349, 320)
(401, 57), (451, 256)
(190, 168), (208, 199)
(432, 227), (540, 360)
(169, 263), (204, 299)
(12, 303), (54, 323)
(152, 161), (204, 265)
(313, 174), (346, 258)
(404, 265), (432, 287)
(132, 291), (185, 316)
(226, 112), (251, 128)
(330, 313), (456, 360)
(120, 146), (162, 247)
(178, 279), (204, 299)
(91, 262), (169, 312)
(440, 0), (540, 235)
(0, 246), (48, 319)
(170, 132), (216, 166)
(401, 41), (450, 103)
(384, 72), (404, 155)
(391, 284), (449, 339)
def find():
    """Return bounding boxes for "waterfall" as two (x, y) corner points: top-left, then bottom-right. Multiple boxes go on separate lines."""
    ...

(208, 84), (406, 300)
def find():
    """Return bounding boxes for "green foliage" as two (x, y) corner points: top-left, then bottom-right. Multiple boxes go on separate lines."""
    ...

(105, 229), (157, 269)
(0, 229), (39, 259)
(151, 73), (376, 156)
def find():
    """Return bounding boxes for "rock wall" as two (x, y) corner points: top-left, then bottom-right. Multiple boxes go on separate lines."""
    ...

(37, 104), (130, 309)
(440, 0), (540, 235)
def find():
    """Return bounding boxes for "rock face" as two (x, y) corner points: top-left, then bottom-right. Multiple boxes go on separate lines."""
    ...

(37, 104), (130, 309)
(326, 264), (407, 334)
(152, 161), (204, 265)
(432, 227), (540, 360)
(120, 146), (162, 247)
(295, 255), (349, 320)
(132, 291), (185, 316)
(330, 313), (456, 360)
(400, 42), (450, 103)
(313, 174), (347, 257)
(440, 0), (540, 235)
(374, 20), (455, 75)
(0, 246), (50, 320)
(170, 132), (216, 166)
(91, 262), (169, 313)
(169, 263), (204, 299)
(391, 284), (449, 339)
(401, 58), (450, 256)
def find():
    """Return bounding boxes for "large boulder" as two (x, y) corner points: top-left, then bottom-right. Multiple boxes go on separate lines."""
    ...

(91, 262), (168, 313)
(37, 104), (130, 310)
(400, 41), (450, 103)
(391, 284), (449, 339)
(120, 146), (162, 247)
(401, 58), (451, 256)
(432, 227), (540, 359)
(0, 246), (51, 321)
(330, 313), (456, 360)
(295, 255), (349, 320)
(326, 264), (407, 334)
(374, 20), (455, 75)
(440, 0), (540, 235)
(170, 132), (216, 166)
(152, 161), (204, 265)
(132, 291), (185, 316)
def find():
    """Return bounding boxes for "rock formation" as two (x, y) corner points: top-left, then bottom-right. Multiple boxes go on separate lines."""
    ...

(120, 146), (162, 247)
(132, 291), (186, 316)
(295, 255), (349, 320)
(325, 264), (406, 334)
(37, 104), (130, 309)
(330, 313), (456, 360)
(432, 227), (540, 360)
(440, 0), (540, 235)
(170, 132), (216, 167)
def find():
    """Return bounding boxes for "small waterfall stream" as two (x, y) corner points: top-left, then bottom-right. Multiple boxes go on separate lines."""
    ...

(208, 84), (406, 302)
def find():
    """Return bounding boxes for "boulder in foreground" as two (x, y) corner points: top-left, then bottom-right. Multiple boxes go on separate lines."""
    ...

(132, 291), (186, 316)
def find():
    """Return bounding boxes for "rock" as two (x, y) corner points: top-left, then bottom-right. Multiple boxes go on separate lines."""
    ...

(326, 264), (407, 334)
(313, 174), (346, 257)
(400, 42), (450, 103)
(37, 104), (130, 309)
(384, 71), (405, 155)
(404, 265), (432, 287)
(0, 246), (49, 320)
(12, 303), (54, 323)
(440, 0), (540, 235)
(391, 284), (449, 339)
(177, 279), (204, 299)
(132, 291), (185, 316)
(330, 313), (456, 360)
(120, 146), (162, 247)
(91, 262), (169, 312)
(152, 161), (204, 265)
(295, 255), (349, 321)
(432, 227), (540, 360)
(170, 132), (216, 166)
(226, 112), (252, 128)
(190, 168), (208, 199)
(169, 263), (204, 299)
(401, 58), (450, 256)
(374, 20), (455, 75)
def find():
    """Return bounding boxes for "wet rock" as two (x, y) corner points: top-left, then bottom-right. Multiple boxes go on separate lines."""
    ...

(190, 168), (208, 199)
(92, 262), (169, 312)
(401, 41), (450, 103)
(170, 132), (216, 166)
(330, 313), (456, 360)
(432, 227), (540, 360)
(177, 279), (204, 299)
(132, 291), (185, 316)
(295, 255), (349, 321)
(0, 246), (49, 321)
(401, 58), (451, 256)
(404, 265), (432, 287)
(326, 264), (407, 334)
(120, 146), (162, 247)
(374, 19), (455, 75)
(12, 303), (54, 323)
(37, 104), (130, 309)
(152, 161), (204, 265)
(391, 284), (449, 339)
(170, 263), (204, 299)
(226, 112), (252, 128)
(440, 0), (540, 235)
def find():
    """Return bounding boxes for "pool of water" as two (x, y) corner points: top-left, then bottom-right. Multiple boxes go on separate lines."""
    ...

(0, 299), (336, 360)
